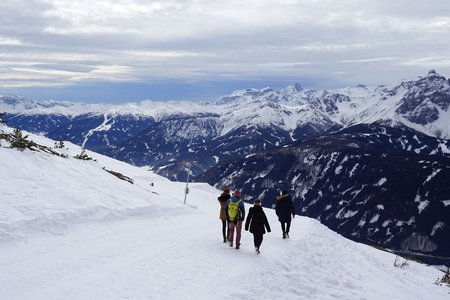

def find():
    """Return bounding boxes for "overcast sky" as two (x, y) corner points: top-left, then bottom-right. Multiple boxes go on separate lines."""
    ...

(1, 0), (450, 103)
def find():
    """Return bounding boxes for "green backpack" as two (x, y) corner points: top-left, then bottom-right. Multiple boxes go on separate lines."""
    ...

(228, 200), (241, 222)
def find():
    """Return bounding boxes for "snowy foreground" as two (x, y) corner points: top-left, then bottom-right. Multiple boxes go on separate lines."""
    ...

(1, 126), (449, 300)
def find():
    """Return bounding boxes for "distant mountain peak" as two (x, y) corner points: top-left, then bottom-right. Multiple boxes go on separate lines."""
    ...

(425, 69), (447, 82)
(293, 83), (303, 92)
(395, 70), (450, 127)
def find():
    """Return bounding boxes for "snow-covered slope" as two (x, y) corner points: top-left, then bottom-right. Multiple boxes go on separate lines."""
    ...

(0, 124), (449, 299)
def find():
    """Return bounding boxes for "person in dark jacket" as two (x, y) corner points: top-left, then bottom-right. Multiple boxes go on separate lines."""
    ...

(218, 188), (231, 243)
(245, 198), (271, 254)
(275, 190), (295, 239)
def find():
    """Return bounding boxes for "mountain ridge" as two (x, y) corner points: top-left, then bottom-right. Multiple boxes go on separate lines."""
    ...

(3, 70), (450, 137)
(2, 70), (450, 181)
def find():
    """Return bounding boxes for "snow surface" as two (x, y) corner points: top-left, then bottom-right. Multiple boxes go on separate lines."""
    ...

(1, 125), (449, 299)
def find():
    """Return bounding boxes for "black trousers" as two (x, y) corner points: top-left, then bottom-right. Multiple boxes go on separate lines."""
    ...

(281, 221), (291, 234)
(221, 220), (229, 240)
(253, 233), (263, 248)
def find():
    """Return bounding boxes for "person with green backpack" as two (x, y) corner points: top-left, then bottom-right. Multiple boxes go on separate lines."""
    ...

(225, 190), (245, 249)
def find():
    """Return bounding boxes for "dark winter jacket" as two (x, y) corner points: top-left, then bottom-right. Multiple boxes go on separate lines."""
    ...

(218, 192), (231, 221)
(275, 194), (295, 223)
(245, 205), (271, 235)
(225, 196), (245, 222)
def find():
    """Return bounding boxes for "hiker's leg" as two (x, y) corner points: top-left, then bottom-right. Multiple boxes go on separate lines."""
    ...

(255, 234), (263, 248)
(222, 220), (227, 240)
(235, 221), (242, 246)
(286, 220), (291, 234)
(228, 222), (235, 242)
(281, 222), (286, 234)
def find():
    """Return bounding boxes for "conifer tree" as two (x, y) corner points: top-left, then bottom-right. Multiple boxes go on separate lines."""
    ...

(10, 128), (35, 150)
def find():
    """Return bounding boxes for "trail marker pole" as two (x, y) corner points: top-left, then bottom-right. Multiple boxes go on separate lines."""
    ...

(184, 163), (192, 204)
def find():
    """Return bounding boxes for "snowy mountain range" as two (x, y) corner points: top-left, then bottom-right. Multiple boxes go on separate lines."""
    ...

(2, 70), (450, 180)
(1, 123), (449, 299)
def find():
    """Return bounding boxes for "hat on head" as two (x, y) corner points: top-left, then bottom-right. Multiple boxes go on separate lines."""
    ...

(223, 188), (230, 194)
(254, 199), (261, 205)
(234, 190), (241, 197)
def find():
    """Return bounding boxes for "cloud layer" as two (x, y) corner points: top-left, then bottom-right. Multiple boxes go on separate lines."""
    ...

(1, 0), (450, 102)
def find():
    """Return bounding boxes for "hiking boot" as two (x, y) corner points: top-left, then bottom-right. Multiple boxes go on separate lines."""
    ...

(223, 238), (227, 243)
(255, 247), (260, 255)
(229, 241), (233, 247)
(282, 233), (286, 239)
(235, 245), (240, 249)
(285, 233), (290, 239)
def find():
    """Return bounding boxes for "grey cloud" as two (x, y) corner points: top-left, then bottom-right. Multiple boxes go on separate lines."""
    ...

(0, 1), (57, 37)
(359, 1), (450, 19)
(1, 0), (450, 98)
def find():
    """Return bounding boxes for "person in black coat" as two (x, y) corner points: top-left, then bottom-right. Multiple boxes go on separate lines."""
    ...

(245, 199), (271, 254)
(275, 189), (295, 239)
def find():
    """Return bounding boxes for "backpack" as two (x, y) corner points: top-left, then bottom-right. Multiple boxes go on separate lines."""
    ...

(228, 200), (241, 222)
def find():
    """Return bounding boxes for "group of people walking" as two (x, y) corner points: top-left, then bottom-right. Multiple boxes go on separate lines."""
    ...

(217, 188), (296, 254)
